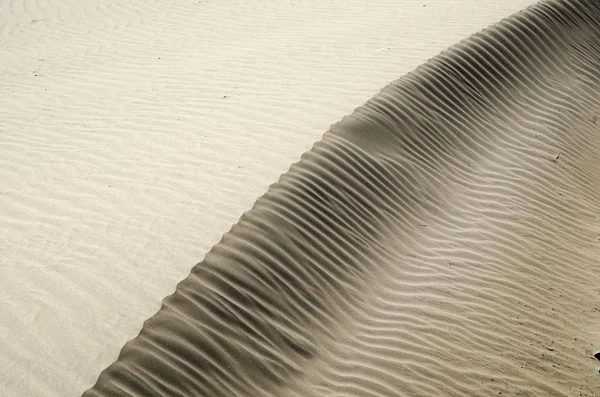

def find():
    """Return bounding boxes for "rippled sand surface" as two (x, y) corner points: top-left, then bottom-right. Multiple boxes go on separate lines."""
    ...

(3, 0), (600, 396)
(78, 0), (600, 395)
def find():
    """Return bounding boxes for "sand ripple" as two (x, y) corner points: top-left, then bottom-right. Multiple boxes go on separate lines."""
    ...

(60, 0), (600, 395)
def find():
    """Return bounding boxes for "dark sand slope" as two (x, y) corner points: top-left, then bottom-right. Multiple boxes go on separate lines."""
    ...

(83, 1), (600, 396)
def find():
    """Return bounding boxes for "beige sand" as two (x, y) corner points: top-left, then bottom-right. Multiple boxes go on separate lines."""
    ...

(5, 0), (597, 396)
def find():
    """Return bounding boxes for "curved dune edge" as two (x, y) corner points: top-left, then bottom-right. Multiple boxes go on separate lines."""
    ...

(83, 0), (600, 396)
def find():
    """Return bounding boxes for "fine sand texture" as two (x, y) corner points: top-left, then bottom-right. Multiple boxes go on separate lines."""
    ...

(2, 0), (599, 396)
(79, 0), (600, 396)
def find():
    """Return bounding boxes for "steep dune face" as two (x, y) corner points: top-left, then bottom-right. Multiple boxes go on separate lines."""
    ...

(83, 1), (600, 396)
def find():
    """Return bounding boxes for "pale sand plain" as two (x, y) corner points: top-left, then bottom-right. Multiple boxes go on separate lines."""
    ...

(2, 0), (600, 396)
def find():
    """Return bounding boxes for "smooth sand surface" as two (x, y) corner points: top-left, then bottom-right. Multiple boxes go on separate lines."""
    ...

(4, 0), (598, 396)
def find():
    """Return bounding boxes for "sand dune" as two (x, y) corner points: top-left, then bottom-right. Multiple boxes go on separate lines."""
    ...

(3, 0), (599, 396)
(78, 0), (600, 396)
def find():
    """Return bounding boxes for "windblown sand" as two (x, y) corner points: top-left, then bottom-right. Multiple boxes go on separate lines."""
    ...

(2, 0), (600, 396)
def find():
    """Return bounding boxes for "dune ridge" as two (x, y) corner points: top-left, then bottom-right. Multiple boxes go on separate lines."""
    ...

(77, 0), (600, 395)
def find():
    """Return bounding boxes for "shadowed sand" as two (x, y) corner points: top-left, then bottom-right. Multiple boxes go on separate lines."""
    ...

(80, 0), (600, 396)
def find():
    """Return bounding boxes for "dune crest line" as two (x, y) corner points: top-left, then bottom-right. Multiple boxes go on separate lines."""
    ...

(83, 0), (600, 396)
